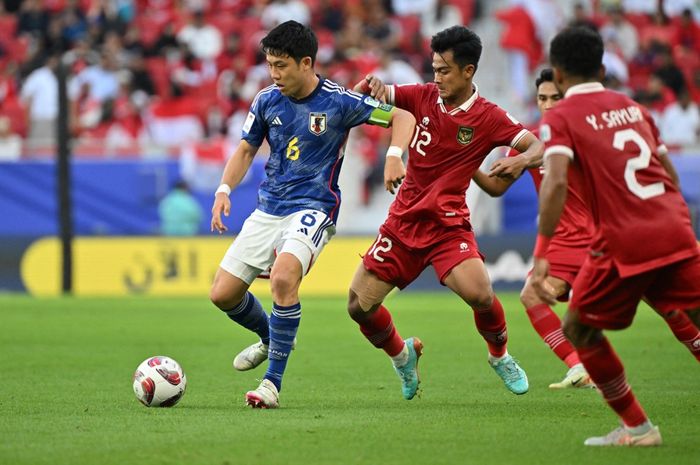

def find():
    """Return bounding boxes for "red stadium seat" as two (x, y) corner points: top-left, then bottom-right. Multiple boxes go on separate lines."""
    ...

(396, 14), (421, 54)
(0, 97), (27, 137)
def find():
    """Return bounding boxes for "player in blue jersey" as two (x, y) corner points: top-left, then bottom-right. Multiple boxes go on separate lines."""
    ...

(209, 20), (416, 408)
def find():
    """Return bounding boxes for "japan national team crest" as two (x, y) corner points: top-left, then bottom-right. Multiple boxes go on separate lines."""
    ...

(457, 126), (474, 145)
(309, 112), (327, 136)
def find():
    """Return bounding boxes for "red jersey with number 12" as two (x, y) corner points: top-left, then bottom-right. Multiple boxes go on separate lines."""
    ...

(386, 83), (528, 248)
(540, 83), (697, 277)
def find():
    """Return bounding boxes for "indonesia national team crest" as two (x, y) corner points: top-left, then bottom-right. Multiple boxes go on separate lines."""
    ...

(309, 113), (327, 135)
(457, 126), (474, 145)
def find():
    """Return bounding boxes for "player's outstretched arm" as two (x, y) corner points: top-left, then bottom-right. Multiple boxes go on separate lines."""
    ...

(531, 152), (570, 304)
(473, 169), (516, 197)
(354, 74), (389, 102)
(211, 140), (259, 234)
(382, 107), (416, 194)
(489, 132), (544, 179)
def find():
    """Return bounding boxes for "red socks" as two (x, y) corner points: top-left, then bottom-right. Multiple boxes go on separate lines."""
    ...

(474, 297), (508, 357)
(526, 304), (580, 367)
(664, 310), (700, 362)
(578, 338), (648, 427)
(357, 305), (405, 357)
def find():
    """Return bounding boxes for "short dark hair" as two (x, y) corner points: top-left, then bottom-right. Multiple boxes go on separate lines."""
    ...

(430, 26), (482, 70)
(261, 20), (318, 66)
(535, 68), (554, 88)
(549, 26), (603, 79)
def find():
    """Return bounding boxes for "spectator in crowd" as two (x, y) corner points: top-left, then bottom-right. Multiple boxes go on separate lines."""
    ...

(671, 8), (700, 51)
(16, 0), (49, 39)
(391, 0), (434, 16)
(621, 0), (657, 14)
(603, 38), (629, 86)
(660, 88), (700, 148)
(261, 0), (311, 29)
(600, 6), (639, 61)
(20, 53), (59, 153)
(314, 0), (344, 32)
(569, 2), (599, 30)
(0, 115), (22, 160)
(654, 46), (687, 96)
(69, 51), (120, 104)
(177, 9), (223, 62)
(664, 0), (698, 18)
(372, 49), (422, 85)
(158, 180), (203, 236)
(639, 9), (674, 51)
(421, 0), (464, 39)
(363, 1), (402, 52)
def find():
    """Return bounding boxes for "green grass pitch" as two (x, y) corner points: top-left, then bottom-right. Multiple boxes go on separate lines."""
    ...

(1, 292), (698, 465)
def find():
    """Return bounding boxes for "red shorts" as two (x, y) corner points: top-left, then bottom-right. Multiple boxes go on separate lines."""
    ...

(528, 241), (589, 302)
(570, 253), (700, 330)
(545, 241), (588, 288)
(362, 224), (483, 289)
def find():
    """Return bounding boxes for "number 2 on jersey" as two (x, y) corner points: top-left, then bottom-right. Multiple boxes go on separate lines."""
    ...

(286, 137), (300, 160)
(613, 129), (665, 200)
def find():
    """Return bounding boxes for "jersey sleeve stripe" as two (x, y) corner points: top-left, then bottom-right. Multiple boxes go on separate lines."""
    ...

(250, 85), (276, 110)
(544, 145), (574, 160)
(386, 85), (395, 105)
(509, 128), (529, 148)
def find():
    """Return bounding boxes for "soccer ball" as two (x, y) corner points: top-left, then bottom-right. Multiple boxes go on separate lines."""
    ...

(133, 356), (187, 407)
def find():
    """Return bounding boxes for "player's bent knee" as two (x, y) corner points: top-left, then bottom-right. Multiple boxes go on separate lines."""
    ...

(562, 314), (601, 347)
(519, 283), (539, 308)
(467, 290), (494, 311)
(270, 272), (299, 301)
(209, 286), (238, 310)
(347, 289), (366, 322)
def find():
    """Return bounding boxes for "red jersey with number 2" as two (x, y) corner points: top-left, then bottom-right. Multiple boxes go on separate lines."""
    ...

(540, 83), (698, 277)
(385, 83), (529, 248)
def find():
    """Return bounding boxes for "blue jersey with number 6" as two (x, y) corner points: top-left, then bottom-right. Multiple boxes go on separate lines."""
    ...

(242, 78), (387, 222)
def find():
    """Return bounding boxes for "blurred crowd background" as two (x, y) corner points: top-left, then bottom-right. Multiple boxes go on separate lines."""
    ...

(0, 0), (699, 236)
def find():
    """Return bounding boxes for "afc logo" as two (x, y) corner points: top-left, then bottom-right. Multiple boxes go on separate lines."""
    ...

(459, 242), (470, 253)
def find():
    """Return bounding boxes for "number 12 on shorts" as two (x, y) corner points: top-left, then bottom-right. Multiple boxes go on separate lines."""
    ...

(368, 233), (392, 262)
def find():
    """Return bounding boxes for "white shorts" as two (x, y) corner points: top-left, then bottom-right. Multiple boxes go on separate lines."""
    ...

(220, 208), (336, 285)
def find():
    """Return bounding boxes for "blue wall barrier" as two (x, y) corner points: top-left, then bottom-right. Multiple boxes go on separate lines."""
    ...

(1, 156), (698, 237)
(0, 159), (264, 236)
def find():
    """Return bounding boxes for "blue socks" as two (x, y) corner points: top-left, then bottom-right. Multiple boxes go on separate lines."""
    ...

(264, 302), (301, 392)
(223, 292), (270, 345)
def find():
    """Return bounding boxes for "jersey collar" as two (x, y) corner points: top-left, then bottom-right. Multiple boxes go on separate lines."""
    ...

(565, 82), (605, 98)
(288, 76), (324, 103)
(437, 83), (479, 115)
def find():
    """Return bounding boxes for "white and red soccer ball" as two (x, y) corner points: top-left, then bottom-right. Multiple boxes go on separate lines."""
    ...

(133, 356), (187, 407)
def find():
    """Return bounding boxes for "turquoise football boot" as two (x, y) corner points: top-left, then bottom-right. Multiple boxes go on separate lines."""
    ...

(393, 337), (423, 400)
(489, 354), (529, 395)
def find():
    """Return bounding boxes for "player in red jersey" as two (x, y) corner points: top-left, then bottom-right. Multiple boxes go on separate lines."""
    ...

(473, 69), (594, 389)
(532, 26), (700, 446)
(474, 70), (700, 389)
(347, 26), (544, 399)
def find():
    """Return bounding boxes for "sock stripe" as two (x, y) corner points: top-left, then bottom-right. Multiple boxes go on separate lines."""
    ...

(225, 292), (250, 316)
(598, 373), (631, 401)
(543, 329), (568, 348)
(272, 303), (302, 319)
